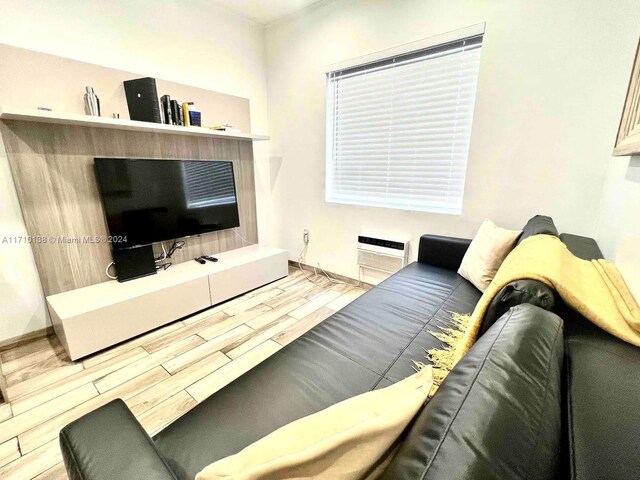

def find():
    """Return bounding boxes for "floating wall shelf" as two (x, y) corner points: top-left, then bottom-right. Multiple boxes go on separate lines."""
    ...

(0, 106), (270, 141)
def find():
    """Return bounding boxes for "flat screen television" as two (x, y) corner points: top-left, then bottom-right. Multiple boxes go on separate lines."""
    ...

(95, 158), (240, 249)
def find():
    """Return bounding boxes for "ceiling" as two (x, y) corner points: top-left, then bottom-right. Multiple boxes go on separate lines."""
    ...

(210, 0), (322, 25)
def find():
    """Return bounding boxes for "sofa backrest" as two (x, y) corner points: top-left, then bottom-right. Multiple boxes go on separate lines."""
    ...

(379, 304), (564, 480)
(417, 215), (559, 272)
(517, 215), (559, 245)
(417, 234), (471, 270)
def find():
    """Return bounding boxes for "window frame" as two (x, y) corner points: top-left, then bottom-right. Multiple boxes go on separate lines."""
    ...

(324, 24), (484, 215)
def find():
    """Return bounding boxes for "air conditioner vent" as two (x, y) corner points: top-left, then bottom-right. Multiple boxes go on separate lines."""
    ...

(357, 249), (405, 273)
(357, 232), (410, 275)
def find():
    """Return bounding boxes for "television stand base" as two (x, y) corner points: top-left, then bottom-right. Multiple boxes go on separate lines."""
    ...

(46, 245), (288, 362)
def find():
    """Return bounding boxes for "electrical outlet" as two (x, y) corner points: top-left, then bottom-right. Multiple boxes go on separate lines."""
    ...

(303, 229), (310, 244)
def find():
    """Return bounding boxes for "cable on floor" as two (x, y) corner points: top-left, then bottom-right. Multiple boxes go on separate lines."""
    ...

(316, 262), (346, 285)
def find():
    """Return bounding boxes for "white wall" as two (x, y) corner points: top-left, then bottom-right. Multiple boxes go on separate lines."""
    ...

(265, 0), (640, 283)
(0, 0), (271, 342)
(0, 134), (48, 341)
(595, 155), (640, 301)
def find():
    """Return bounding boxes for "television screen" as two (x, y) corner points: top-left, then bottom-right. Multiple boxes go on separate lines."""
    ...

(95, 158), (240, 249)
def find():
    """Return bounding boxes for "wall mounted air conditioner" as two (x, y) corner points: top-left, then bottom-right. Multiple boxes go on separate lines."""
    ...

(357, 232), (410, 275)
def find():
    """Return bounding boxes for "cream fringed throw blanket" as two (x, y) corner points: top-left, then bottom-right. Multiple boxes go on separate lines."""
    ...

(196, 366), (433, 480)
(428, 234), (640, 384)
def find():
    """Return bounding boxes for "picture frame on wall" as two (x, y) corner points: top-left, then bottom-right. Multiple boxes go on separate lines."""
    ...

(613, 36), (640, 156)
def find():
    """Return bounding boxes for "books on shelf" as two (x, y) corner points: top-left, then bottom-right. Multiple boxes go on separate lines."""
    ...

(160, 95), (171, 124)
(181, 102), (201, 127)
(182, 102), (190, 127)
(159, 95), (201, 127)
(189, 110), (201, 127)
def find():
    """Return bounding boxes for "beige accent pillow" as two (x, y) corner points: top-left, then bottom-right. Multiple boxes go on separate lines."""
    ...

(458, 219), (520, 292)
(195, 366), (433, 480)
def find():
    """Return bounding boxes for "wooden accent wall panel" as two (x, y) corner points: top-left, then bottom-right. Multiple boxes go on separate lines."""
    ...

(0, 121), (258, 296)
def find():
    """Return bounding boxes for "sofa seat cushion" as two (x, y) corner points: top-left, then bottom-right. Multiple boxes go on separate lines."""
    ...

(376, 261), (466, 308)
(379, 304), (565, 480)
(564, 310), (640, 480)
(383, 278), (481, 383)
(306, 262), (476, 374)
(153, 337), (381, 480)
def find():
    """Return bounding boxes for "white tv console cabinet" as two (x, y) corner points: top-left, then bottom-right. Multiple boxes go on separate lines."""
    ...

(46, 245), (288, 360)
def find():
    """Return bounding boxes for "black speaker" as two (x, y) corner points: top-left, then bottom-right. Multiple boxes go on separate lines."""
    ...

(112, 245), (156, 282)
(123, 77), (162, 123)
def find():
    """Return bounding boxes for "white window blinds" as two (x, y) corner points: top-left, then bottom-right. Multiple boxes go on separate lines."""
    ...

(326, 35), (482, 214)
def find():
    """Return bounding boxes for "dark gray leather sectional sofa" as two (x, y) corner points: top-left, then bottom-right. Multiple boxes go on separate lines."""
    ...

(59, 218), (640, 480)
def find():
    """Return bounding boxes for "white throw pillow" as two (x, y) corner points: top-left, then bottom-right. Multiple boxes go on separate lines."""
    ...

(458, 219), (520, 292)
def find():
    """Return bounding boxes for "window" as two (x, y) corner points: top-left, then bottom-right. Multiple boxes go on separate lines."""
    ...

(326, 32), (482, 214)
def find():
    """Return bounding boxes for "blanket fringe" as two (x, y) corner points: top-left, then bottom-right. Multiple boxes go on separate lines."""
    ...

(413, 312), (472, 397)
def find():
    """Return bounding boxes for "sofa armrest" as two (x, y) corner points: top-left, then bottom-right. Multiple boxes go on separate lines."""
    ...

(480, 279), (556, 337)
(60, 399), (178, 480)
(417, 234), (471, 271)
(380, 304), (564, 480)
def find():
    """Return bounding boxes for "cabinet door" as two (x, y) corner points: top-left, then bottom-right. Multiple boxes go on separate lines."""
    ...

(58, 277), (210, 360)
(209, 251), (288, 306)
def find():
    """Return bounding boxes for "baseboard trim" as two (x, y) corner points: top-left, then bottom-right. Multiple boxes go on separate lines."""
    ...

(288, 260), (374, 288)
(0, 326), (54, 353)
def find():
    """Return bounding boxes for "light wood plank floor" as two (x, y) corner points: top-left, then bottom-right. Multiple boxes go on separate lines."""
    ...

(0, 268), (368, 479)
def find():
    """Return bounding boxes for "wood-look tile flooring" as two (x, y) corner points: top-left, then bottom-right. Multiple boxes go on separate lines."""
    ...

(0, 268), (368, 479)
